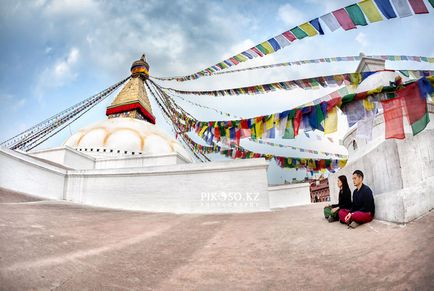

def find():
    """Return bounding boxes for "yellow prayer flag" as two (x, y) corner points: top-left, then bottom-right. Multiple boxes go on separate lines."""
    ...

(358, 0), (383, 23)
(338, 160), (348, 168)
(333, 74), (345, 85)
(260, 41), (274, 53)
(199, 126), (208, 136)
(255, 119), (264, 138)
(265, 114), (275, 130)
(236, 53), (247, 62)
(350, 73), (361, 85)
(363, 98), (375, 111)
(324, 107), (338, 135)
(367, 86), (383, 95)
(299, 22), (318, 37)
(308, 160), (316, 169)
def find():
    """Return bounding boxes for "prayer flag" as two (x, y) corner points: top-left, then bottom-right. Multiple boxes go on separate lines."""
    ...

(342, 100), (366, 127)
(358, 0), (384, 22)
(398, 80), (431, 135)
(255, 117), (264, 138)
(408, 0), (429, 14)
(381, 96), (405, 139)
(294, 110), (303, 136)
(345, 4), (368, 26)
(299, 22), (318, 36)
(282, 31), (297, 42)
(320, 13), (341, 32)
(290, 26), (309, 39)
(338, 160), (348, 168)
(267, 38), (281, 51)
(309, 18), (324, 35)
(324, 107), (338, 134)
(333, 8), (357, 30)
(274, 34), (291, 48)
(357, 106), (376, 140)
(283, 118), (295, 139)
(250, 47), (264, 57)
(391, 0), (413, 17)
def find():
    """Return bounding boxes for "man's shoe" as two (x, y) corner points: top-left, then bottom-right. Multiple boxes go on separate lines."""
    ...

(348, 221), (359, 229)
(328, 216), (335, 223)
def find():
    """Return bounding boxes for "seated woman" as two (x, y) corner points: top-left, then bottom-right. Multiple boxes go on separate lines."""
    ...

(324, 175), (352, 222)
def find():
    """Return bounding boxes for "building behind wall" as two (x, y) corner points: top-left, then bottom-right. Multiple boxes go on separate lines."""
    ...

(309, 178), (330, 202)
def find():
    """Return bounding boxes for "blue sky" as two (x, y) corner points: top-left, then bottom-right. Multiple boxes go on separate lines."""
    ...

(0, 0), (433, 182)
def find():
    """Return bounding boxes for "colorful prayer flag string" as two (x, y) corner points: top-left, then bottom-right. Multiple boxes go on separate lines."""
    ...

(158, 70), (433, 97)
(151, 0), (433, 82)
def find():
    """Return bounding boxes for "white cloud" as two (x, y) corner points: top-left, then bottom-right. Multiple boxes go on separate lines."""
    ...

(278, 3), (306, 27)
(355, 32), (369, 48)
(35, 47), (80, 98)
(45, 0), (97, 16)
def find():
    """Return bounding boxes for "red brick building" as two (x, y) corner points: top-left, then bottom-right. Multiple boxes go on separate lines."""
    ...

(309, 178), (330, 203)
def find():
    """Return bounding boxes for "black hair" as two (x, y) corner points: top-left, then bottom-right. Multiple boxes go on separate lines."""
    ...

(352, 170), (364, 179)
(338, 175), (351, 192)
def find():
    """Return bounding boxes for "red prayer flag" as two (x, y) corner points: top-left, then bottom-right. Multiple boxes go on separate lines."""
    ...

(327, 97), (342, 111)
(214, 127), (221, 140)
(240, 119), (249, 129)
(282, 31), (297, 42)
(332, 8), (356, 30)
(408, 0), (429, 14)
(293, 110), (303, 136)
(398, 82), (430, 136)
(250, 47), (263, 57)
(235, 129), (241, 145)
(229, 57), (239, 65)
(381, 97), (405, 139)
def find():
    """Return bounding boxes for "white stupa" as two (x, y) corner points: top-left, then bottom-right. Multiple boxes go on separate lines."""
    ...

(64, 55), (191, 161)
(0, 55), (311, 213)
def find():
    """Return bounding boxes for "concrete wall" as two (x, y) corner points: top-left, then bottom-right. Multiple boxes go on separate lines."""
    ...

(0, 148), (65, 200)
(268, 183), (311, 209)
(329, 108), (434, 223)
(64, 159), (270, 213)
(30, 147), (95, 170)
(94, 153), (188, 169)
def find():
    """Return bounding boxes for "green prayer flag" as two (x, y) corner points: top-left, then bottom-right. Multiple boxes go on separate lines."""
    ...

(411, 112), (430, 136)
(283, 119), (295, 139)
(342, 93), (356, 104)
(256, 44), (269, 55)
(315, 104), (325, 125)
(290, 27), (308, 39)
(345, 4), (368, 26)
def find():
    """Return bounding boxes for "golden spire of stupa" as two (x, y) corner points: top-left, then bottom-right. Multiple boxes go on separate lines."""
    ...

(106, 54), (155, 124)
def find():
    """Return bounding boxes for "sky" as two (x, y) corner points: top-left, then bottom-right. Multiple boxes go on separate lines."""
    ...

(0, 0), (433, 183)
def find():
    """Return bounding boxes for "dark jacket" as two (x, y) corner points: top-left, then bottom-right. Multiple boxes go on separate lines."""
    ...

(331, 188), (352, 210)
(350, 184), (375, 215)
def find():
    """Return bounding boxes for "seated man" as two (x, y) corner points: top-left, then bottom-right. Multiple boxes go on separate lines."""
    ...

(338, 170), (375, 225)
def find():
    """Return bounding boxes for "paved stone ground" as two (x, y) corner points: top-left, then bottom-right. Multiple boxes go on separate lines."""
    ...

(0, 188), (433, 291)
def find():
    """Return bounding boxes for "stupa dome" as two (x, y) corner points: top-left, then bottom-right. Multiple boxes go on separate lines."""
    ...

(64, 117), (192, 161)
(355, 71), (411, 93)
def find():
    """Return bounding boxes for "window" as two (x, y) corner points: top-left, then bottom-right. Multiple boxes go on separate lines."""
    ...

(352, 140), (358, 151)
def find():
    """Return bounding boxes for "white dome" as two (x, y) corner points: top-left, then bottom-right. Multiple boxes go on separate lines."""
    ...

(64, 118), (192, 161)
(355, 71), (411, 93)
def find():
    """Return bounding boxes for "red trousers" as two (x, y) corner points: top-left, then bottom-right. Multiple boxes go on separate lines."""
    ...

(338, 209), (373, 224)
